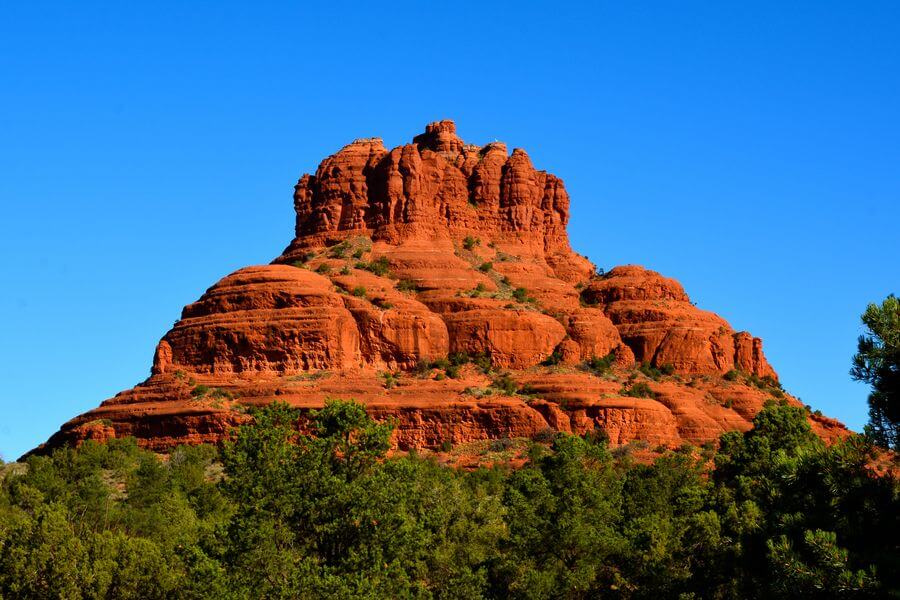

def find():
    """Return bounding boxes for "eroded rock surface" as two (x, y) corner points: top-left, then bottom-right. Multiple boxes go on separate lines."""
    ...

(39, 121), (847, 456)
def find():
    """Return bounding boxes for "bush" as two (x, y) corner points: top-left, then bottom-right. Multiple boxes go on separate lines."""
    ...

(328, 242), (348, 258)
(463, 235), (480, 250)
(542, 347), (563, 366)
(583, 427), (610, 446)
(380, 371), (400, 389)
(512, 287), (533, 303)
(724, 369), (741, 381)
(621, 382), (656, 398)
(491, 373), (519, 396)
(291, 251), (316, 267)
(351, 286), (367, 297)
(359, 256), (390, 277)
(478, 262), (493, 273)
(397, 279), (419, 293)
(584, 352), (616, 375)
(415, 358), (451, 376)
(448, 351), (492, 373)
(191, 385), (232, 400)
(638, 362), (674, 380)
(315, 263), (332, 275)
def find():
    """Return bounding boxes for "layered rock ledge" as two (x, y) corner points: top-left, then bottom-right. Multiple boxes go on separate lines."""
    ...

(38, 121), (848, 456)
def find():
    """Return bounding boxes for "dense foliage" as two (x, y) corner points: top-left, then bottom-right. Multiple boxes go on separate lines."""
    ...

(852, 294), (900, 449)
(1, 400), (897, 599)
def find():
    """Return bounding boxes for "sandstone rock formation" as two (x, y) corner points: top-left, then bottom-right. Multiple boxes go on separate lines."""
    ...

(40, 120), (848, 456)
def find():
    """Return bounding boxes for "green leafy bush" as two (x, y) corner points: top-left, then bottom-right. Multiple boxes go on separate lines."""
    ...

(584, 352), (616, 375)
(490, 373), (519, 396)
(638, 362), (675, 380)
(356, 256), (390, 277)
(542, 346), (563, 366)
(621, 382), (656, 398)
(396, 279), (419, 293)
(512, 287), (534, 303)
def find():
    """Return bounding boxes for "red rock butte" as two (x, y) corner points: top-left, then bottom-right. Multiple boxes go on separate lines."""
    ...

(39, 120), (847, 456)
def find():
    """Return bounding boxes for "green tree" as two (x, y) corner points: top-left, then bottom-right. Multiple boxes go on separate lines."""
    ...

(851, 294), (900, 448)
(767, 529), (878, 599)
(492, 434), (627, 598)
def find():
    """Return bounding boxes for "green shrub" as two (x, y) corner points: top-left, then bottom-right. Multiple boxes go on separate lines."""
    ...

(315, 263), (332, 275)
(584, 352), (616, 375)
(352, 248), (365, 259)
(462, 235), (480, 250)
(638, 362), (674, 380)
(542, 347), (563, 366)
(291, 251), (316, 267)
(351, 286), (367, 297)
(512, 287), (533, 303)
(491, 373), (519, 396)
(449, 352), (470, 366)
(478, 262), (493, 273)
(415, 358), (451, 376)
(328, 242), (348, 258)
(448, 351), (492, 373)
(724, 369), (741, 381)
(621, 382), (656, 398)
(380, 371), (400, 389)
(359, 256), (390, 277)
(397, 279), (419, 293)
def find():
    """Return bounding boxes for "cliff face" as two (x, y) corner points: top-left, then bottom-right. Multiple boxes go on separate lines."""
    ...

(41, 120), (847, 455)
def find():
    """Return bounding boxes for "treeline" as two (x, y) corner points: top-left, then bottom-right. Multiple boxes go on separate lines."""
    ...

(1, 400), (897, 599)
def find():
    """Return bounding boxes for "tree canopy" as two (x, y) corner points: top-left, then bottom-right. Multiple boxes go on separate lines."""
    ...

(0, 399), (897, 598)
(852, 294), (900, 449)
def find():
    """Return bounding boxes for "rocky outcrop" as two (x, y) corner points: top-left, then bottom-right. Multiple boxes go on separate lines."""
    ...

(583, 266), (777, 378)
(37, 120), (847, 457)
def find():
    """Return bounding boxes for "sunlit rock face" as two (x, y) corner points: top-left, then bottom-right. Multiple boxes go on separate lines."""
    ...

(39, 121), (847, 457)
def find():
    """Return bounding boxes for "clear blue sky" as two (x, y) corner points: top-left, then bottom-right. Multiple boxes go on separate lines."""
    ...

(1, 2), (898, 460)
